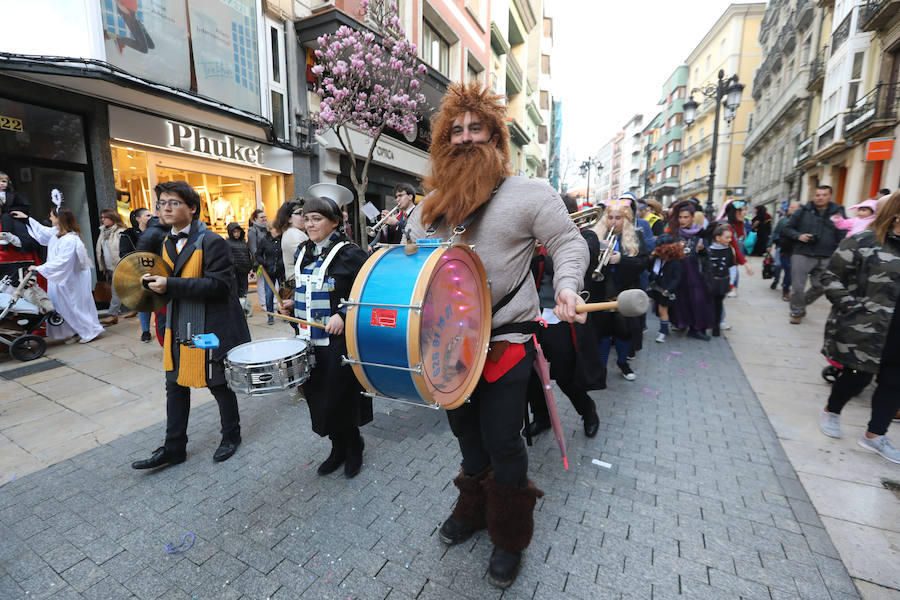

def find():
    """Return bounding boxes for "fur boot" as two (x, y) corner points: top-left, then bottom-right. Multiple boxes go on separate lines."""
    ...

(484, 477), (544, 588)
(438, 465), (491, 544)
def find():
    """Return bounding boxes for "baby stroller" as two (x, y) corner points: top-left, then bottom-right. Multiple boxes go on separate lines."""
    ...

(822, 357), (843, 384)
(0, 270), (64, 361)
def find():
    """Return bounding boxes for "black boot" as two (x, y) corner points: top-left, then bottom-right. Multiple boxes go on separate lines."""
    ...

(583, 399), (599, 438)
(317, 434), (346, 475)
(344, 430), (364, 478)
(484, 477), (544, 588)
(439, 466), (491, 545)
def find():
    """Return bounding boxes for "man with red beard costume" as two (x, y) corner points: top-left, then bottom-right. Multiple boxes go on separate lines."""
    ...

(404, 83), (588, 588)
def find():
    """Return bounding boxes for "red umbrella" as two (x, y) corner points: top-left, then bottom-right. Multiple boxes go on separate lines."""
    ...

(532, 335), (568, 470)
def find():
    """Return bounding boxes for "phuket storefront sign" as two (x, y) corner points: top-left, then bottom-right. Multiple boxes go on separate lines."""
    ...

(109, 106), (293, 173)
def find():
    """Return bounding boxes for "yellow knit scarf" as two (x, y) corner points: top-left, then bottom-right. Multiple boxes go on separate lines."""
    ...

(162, 245), (208, 388)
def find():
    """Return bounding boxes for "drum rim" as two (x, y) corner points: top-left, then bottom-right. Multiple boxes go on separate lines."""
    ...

(226, 337), (310, 365)
(411, 243), (491, 410)
(345, 247), (385, 395)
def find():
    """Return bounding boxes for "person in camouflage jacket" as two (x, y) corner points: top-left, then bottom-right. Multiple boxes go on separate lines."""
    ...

(819, 191), (900, 464)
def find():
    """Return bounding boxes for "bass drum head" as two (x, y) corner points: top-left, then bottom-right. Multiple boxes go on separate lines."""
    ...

(414, 245), (491, 409)
(227, 338), (309, 364)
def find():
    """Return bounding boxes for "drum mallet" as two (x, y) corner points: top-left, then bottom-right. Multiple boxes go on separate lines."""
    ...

(575, 289), (650, 317)
(265, 311), (328, 330)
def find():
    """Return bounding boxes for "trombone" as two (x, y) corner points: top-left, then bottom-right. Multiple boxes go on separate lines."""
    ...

(366, 203), (402, 237)
(571, 206), (602, 229)
(591, 229), (617, 282)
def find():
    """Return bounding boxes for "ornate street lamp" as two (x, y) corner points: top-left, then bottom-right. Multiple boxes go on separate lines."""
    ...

(579, 157), (603, 204)
(683, 69), (744, 219)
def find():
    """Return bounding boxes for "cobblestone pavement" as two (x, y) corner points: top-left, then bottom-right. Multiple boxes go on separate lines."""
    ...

(0, 328), (861, 599)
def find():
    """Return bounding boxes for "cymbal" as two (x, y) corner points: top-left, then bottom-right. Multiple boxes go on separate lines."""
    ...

(112, 252), (173, 313)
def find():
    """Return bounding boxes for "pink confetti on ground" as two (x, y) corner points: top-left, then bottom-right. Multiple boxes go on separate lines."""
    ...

(697, 361), (708, 369)
(301, 461), (313, 466)
(642, 387), (660, 397)
(665, 355), (672, 362)
(676, 369), (686, 374)
(669, 351), (683, 355)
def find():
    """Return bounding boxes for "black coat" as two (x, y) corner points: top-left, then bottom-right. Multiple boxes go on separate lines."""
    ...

(256, 231), (284, 283)
(783, 202), (846, 258)
(160, 221), (251, 386)
(649, 258), (683, 294)
(0, 188), (29, 215)
(119, 227), (141, 258)
(136, 216), (169, 254)
(296, 238), (373, 437)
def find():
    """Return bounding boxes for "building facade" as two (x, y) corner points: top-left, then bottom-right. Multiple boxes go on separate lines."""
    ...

(0, 0), (306, 265)
(796, 0), (899, 205)
(743, 0), (821, 212)
(682, 3), (765, 214)
(647, 66), (689, 207)
(621, 114), (645, 196)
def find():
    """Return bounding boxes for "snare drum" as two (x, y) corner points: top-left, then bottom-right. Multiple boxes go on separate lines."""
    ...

(344, 242), (491, 409)
(224, 338), (312, 395)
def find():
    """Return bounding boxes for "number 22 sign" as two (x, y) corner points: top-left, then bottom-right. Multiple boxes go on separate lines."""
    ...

(0, 115), (24, 133)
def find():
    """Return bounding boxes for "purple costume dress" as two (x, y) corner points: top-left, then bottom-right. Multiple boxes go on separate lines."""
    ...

(669, 229), (715, 331)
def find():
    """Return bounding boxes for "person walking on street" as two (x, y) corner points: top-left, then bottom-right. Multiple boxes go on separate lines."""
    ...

(818, 191), (900, 465)
(769, 202), (800, 301)
(96, 209), (128, 325)
(404, 83), (588, 588)
(783, 185), (846, 324)
(119, 207), (154, 340)
(225, 222), (253, 316)
(131, 181), (250, 470)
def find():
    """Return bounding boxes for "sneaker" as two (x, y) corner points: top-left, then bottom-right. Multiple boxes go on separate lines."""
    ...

(267, 318), (275, 325)
(720, 321), (731, 330)
(782, 291), (790, 302)
(770, 280), (778, 290)
(655, 332), (667, 343)
(857, 434), (900, 465)
(790, 315), (802, 324)
(727, 289), (737, 298)
(141, 331), (152, 343)
(819, 410), (842, 439)
(617, 362), (636, 381)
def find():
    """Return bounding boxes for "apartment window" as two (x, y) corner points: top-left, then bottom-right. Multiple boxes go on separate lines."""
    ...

(265, 19), (288, 140)
(666, 140), (681, 153)
(720, 37), (727, 56)
(665, 165), (680, 179)
(675, 86), (686, 99)
(540, 90), (550, 110)
(706, 54), (711, 71)
(541, 54), (550, 75)
(543, 17), (552, 37)
(467, 0), (485, 25)
(467, 64), (479, 83)
(423, 21), (450, 77)
(667, 113), (683, 128)
(847, 51), (864, 108)
(538, 125), (548, 144)
(695, 165), (701, 178)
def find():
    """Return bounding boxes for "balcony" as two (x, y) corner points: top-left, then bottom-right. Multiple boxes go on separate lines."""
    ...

(663, 151), (682, 168)
(506, 54), (524, 95)
(812, 114), (843, 161)
(678, 177), (707, 197)
(831, 12), (851, 57)
(794, 135), (813, 167)
(844, 83), (900, 140)
(681, 135), (712, 160)
(664, 125), (683, 143)
(807, 46), (827, 92)
(651, 177), (680, 195)
(859, 0), (899, 31)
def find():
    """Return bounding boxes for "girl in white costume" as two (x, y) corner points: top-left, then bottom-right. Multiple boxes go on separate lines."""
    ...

(11, 204), (104, 343)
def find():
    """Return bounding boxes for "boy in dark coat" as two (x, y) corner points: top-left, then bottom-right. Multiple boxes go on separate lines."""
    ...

(132, 181), (251, 470)
(226, 222), (253, 311)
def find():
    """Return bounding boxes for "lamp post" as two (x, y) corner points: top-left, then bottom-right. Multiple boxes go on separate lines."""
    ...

(683, 69), (744, 220)
(579, 157), (602, 204)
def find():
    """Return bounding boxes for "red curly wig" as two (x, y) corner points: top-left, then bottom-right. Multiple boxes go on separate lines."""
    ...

(421, 83), (512, 226)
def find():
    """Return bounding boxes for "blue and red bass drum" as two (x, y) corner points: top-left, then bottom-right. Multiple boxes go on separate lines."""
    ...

(344, 241), (491, 409)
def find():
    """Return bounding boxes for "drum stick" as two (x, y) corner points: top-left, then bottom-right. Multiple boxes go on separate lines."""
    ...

(575, 301), (618, 313)
(258, 264), (278, 295)
(265, 311), (328, 330)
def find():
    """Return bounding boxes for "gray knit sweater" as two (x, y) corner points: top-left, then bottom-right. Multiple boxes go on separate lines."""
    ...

(405, 176), (588, 342)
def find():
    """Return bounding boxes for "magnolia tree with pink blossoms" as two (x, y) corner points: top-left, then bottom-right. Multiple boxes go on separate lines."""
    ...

(311, 0), (427, 243)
